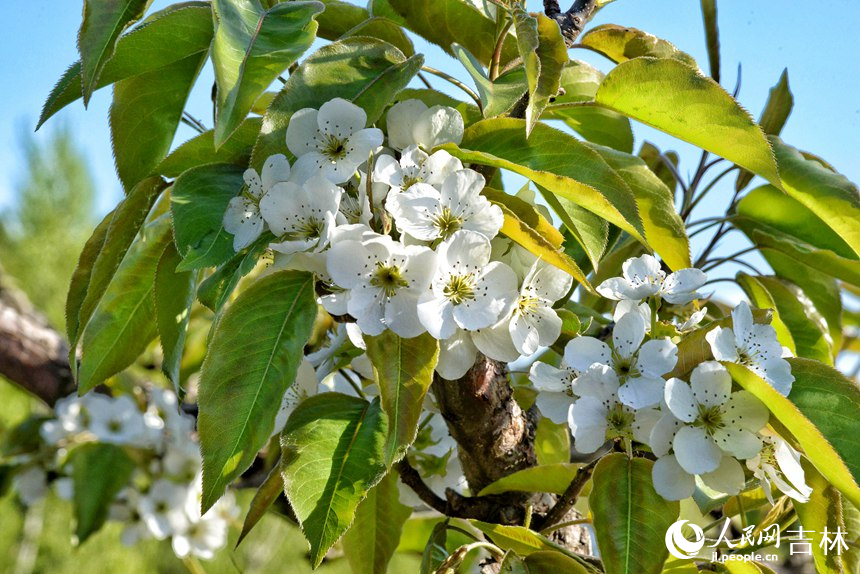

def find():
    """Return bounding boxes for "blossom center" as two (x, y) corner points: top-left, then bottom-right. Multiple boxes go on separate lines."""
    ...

(370, 262), (409, 297)
(696, 404), (725, 434)
(432, 207), (463, 238)
(296, 217), (325, 239)
(321, 134), (348, 161)
(516, 295), (540, 316)
(443, 273), (476, 304)
(606, 404), (634, 436)
(612, 353), (640, 379)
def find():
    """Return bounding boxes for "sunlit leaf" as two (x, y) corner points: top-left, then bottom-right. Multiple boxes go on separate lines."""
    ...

(154, 242), (196, 388)
(454, 44), (527, 118)
(514, 10), (568, 134)
(342, 17), (414, 57)
(478, 463), (580, 496)
(580, 24), (696, 66)
(699, 0), (720, 82)
(157, 118), (262, 178)
(237, 463), (284, 547)
(794, 462), (849, 574)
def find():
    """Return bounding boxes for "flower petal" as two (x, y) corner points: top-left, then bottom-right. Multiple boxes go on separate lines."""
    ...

(563, 336), (611, 372)
(436, 330), (477, 380)
(418, 291), (457, 340)
(285, 108), (320, 157)
(690, 361), (732, 408)
(617, 376), (665, 409)
(664, 378), (697, 422)
(613, 311), (647, 360)
(569, 397), (608, 453)
(713, 428), (762, 460)
(535, 392), (574, 425)
(386, 99), (428, 150)
(661, 268), (707, 304)
(700, 456), (745, 495)
(706, 326), (739, 362)
(260, 154), (291, 190)
(318, 97), (367, 138)
(674, 426), (721, 474)
(722, 390), (769, 432)
(650, 413), (683, 457)
(529, 362), (575, 394)
(473, 316), (521, 363)
(414, 105), (464, 149)
(637, 338), (678, 377)
(652, 455), (696, 500)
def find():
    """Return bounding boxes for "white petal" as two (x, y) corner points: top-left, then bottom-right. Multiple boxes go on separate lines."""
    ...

(453, 262), (518, 331)
(700, 456), (745, 495)
(774, 439), (812, 500)
(386, 292), (426, 338)
(535, 392), (574, 425)
(373, 154), (403, 187)
(571, 363), (619, 399)
(327, 239), (372, 289)
(387, 99), (428, 150)
(632, 407), (661, 445)
(706, 326), (739, 362)
(623, 254), (662, 282)
(523, 260), (573, 302)
(418, 291), (457, 340)
(661, 268), (707, 304)
(473, 317), (521, 363)
(436, 331), (477, 380)
(243, 168), (263, 198)
(664, 378), (697, 422)
(414, 105), (464, 149)
(569, 397), (608, 453)
(731, 301), (754, 343)
(674, 426), (721, 474)
(713, 428), (762, 459)
(690, 361), (732, 408)
(652, 455), (696, 500)
(650, 413), (683, 457)
(344, 128), (384, 164)
(563, 336), (611, 372)
(440, 229), (493, 268)
(613, 300), (651, 327)
(637, 338), (678, 377)
(260, 154), (291, 189)
(722, 390), (769, 432)
(761, 357), (794, 395)
(420, 149), (463, 185)
(289, 151), (328, 185)
(285, 108), (320, 157)
(318, 97), (367, 138)
(529, 362), (574, 394)
(596, 277), (642, 301)
(613, 311), (647, 360)
(617, 376), (665, 409)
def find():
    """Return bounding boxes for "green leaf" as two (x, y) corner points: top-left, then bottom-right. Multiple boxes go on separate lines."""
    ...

(40, 3), (213, 129)
(342, 17), (414, 57)
(110, 50), (207, 190)
(154, 242), (196, 388)
(535, 417), (571, 466)
(639, 141), (679, 194)
(365, 331), (438, 465)
(522, 551), (590, 574)
(199, 270), (317, 511)
(470, 521), (560, 557)
(419, 521), (449, 574)
(586, 144), (691, 270)
(795, 462), (849, 574)
(540, 188), (609, 270)
(595, 58), (780, 187)
(253, 37), (422, 168)
(579, 24), (696, 66)
(197, 236), (269, 311)
(237, 464), (284, 547)
(72, 443), (136, 543)
(170, 163), (245, 271)
(725, 360), (860, 509)
(699, 0), (720, 82)
(478, 463), (580, 496)
(555, 60), (603, 104)
(77, 0), (151, 105)
(547, 103), (634, 153)
(211, 0), (323, 146)
(443, 118), (646, 245)
(384, 0), (518, 66)
(281, 394), (389, 567)
(78, 217), (172, 392)
(66, 210), (114, 352)
(342, 470), (412, 574)
(590, 454), (679, 574)
(315, 0), (368, 39)
(157, 118), (262, 178)
(453, 44), (528, 118)
(770, 137), (860, 258)
(514, 10), (568, 134)
(736, 70), (792, 191)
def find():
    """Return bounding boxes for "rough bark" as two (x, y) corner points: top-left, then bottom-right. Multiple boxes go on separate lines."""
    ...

(543, 0), (599, 47)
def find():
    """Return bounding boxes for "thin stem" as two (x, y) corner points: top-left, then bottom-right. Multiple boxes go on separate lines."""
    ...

(421, 66), (482, 109)
(686, 165), (738, 215)
(417, 72), (433, 90)
(338, 369), (366, 399)
(540, 517), (591, 535)
(701, 246), (760, 272)
(180, 117), (204, 134)
(737, 494), (748, 530)
(489, 19), (513, 81)
(689, 218), (730, 239)
(659, 154), (689, 200)
(537, 460), (598, 529)
(682, 150), (710, 219)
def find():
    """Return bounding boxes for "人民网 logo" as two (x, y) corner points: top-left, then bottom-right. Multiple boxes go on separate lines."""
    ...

(665, 520), (705, 560)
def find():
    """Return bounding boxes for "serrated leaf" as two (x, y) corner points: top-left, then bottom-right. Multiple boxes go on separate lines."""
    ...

(442, 118), (646, 246)
(342, 17), (414, 57)
(40, 3), (213, 129)
(548, 103), (634, 153)
(453, 44), (528, 118)
(237, 463), (284, 547)
(586, 144), (691, 270)
(365, 331), (438, 465)
(253, 37), (422, 168)
(770, 137), (860, 258)
(483, 189), (563, 248)
(170, 163), (245, 271)
(795, 462), (848, 574)
(72, 443), (136, 543)
(580, 24), (697, 66)
(700, 0), (720, 82)
(315, 0), (368, 39)
(77, 0), (151, 105)
(725, 359), (860, 509)
(211, 0), (323, 146)
(154, 242), (195, 388)
(110, 51), (207, 190)
(78, 217), (172, 392)
(281, 394), (389, 567)
(199, 270), (316, 511)
(595, 58), (780, 187)
(197, 236), (269, 311)
(384, 0), (518, 66)
(342, 470), (412, 574)
(157, 118), (262, 178)
(589, 454), (679, 574)
(478, 463), (580, 496)
(737, 70), (793, 191)
(638, 142), (679, 194)
(540, 189), (609, 271)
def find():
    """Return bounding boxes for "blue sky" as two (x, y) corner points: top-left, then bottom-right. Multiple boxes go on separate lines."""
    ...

(1, 0), (858, 281)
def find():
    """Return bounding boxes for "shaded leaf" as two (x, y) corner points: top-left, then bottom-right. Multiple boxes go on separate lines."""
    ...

(419, 520), (449, 574)
(523, 551), (590, 574)
(580, 24), (696, 66)
(795, 461), (849, 574)
(535, 417), (572, 466)
(157, 118), (262, 178)
(514, 10), (568, 134)
(196, 236), (269, 311)
(454, 44), (527, 118)
(470, 521), (559, 557)
(72, 443), (136, 543)
(342, 16), (414, 57)
(548, 103), (634, 153)
(638, 142), (679, 194)
(478, 463), (580, 496)
(281, 394), (389, 567)
(238, 463), (285, 547)
(154, 242), (196, 388)
(198, 270), (316, 511)
(315, 0), (368, 39)
(540, 188), (609, 270)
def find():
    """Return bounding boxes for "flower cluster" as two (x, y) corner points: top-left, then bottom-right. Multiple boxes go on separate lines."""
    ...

(530, 254), (804, 502)
(12, 389), (238, 560)
(223, 97), (573, 379)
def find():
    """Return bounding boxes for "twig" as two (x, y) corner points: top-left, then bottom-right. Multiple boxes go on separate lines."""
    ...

(489, 19), (513, 81)
(536, 460), (598, 529)
(417, 72), (433, 90)
(395, 459), (449, 515)
(543, 0), (599, 47)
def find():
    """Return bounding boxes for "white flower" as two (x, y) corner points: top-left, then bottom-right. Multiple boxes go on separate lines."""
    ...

(491, 237), (538, 281)
(336, 179), (373, 225)
(386, 100), (464, 151)
(568, 364), (659, 453)
(706, 301), (794, 395)
(651, 452), (745, 501)
(529, 360), (580, 424)
(272, 359), (319, 436)
(386, 169), (503, 242)
(328, 233), (436, 337)
(417, 230), (518, 340)
(286, 98), (383, 184)
(613, 299), (651, 328)
(260, 175), (342, 254)
(13, 466), (48, 506)
(162, 439), (202, 482)
(373, 145), (463, 195)
(223, 154), (291, 251)
(138, 479), (191, 540)
(564, 311), (677, 409)
(436, 330), (480, 380)
(746, 430), (812, 503)
(597, 254), (707, 304)
(172, 517), (228, 560)
(88, 395), (148, 446)
(474, 260), (572, 357)
(676, 307), (707, 332)
(662, 361), (769, 476)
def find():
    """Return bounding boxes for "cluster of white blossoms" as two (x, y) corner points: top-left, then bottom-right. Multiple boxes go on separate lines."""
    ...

(223, 97), (574, 380)
(530, 254), (804, 502)
(12, 389), (238, 560)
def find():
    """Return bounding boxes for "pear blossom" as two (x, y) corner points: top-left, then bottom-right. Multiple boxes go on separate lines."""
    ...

(387, 169), (503, 242)
(272, 359), (319, 436)
(564, 311), (677, 409)
(435, 329), (481, 380)
(87, 394), (148, 447)
(529, 359), (580, 424)
(386, 99), (464, 151)
(260, 175), (342, 254)
(568, 364), (660, 453)
(171, 517), (228, 560)
(662, 362), (769, 476)
(138, 479), (191, 540)
(286, 98), (383, 184)
(417, 230), (518, 340)
(706, 301), (794, 395)
(676, 307), (707, 332)
(597, 254), (707, 304)
(651, 452), (746, 501)
(491, 237), (538, 280)
(613, 299), (651, 328)
(746, 430), (812, 503)
(374, 145), (463, 195)
(223, 154), (291, 251)
(328, 233), (436, 337)
(13, 466), (48, 506)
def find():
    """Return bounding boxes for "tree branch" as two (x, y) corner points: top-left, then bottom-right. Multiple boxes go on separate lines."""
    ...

(535, 459), (597, 530)
(543, 0), (599, 47)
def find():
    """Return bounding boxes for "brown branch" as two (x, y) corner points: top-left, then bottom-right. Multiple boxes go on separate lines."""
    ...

(535, 459), (598, 530)
(543, 0), (599, 47)
(395, 459), (449, 515)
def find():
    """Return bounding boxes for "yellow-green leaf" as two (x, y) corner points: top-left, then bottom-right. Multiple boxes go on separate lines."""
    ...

(478, 463), (580, 496)
(580, 24), (696, 66)
(795, 461), (849, 574)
